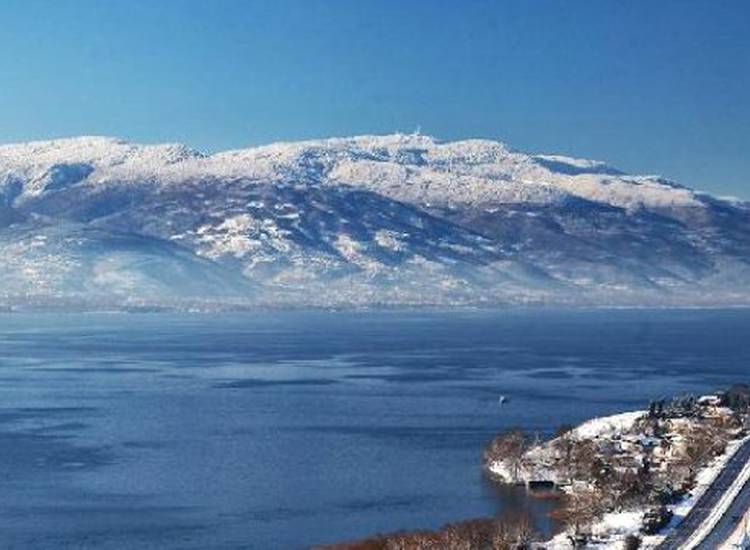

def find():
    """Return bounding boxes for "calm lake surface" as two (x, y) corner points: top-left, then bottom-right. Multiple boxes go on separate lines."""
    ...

(0, 309), (749, 549)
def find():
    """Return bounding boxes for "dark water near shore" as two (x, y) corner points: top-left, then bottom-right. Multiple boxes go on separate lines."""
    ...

(0, 309), (749, 549)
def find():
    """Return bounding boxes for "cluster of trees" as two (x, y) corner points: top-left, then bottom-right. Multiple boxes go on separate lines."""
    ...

(649, 386), (750, 420)
(321, 511), (538, 550)
(666, 416), (735, 487)
(551, 413), (737, 544)
(549, 488), (604, 544)
(484, 400), (744, 546)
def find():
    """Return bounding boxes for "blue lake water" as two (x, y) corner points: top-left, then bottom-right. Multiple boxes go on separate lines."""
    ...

(0, 309), (749, 549)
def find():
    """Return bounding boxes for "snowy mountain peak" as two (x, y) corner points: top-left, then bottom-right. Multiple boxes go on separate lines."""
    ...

(0, 133), (714, 212)
(0, 135), (204, 171)
(0, 132), (747, 310)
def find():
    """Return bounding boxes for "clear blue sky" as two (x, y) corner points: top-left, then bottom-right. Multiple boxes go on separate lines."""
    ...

(1, 0), (748, 197)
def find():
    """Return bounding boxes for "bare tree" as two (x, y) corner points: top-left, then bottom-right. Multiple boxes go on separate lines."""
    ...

(674, 422), (726, 480)
(553, 427), (576, 478)
(606, 466), (651, 509)
(551, 428), (604, 485)
(550, 488), (605, 546)
(485, 429), (527, 482)
(440, 518), (495, 550)
(491, 509), (537, 549)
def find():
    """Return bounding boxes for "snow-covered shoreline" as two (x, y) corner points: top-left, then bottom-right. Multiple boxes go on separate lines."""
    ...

(486, 410), (647, 486)
(485, 393), (750, 549)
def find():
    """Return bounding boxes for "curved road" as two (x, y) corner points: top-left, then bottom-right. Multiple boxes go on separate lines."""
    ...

(658, 438), (750, 550)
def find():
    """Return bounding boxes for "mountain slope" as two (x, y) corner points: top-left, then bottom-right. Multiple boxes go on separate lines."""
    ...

(0, 134), (748, 308)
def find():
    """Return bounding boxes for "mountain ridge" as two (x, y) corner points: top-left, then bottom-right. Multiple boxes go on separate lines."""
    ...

(1, 133), (748, 309)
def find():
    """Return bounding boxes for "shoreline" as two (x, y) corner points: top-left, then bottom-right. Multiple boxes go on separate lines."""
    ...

(324, 385), (750, 549)
(2, 304), (750, 316)
(484, 387), (750, 548)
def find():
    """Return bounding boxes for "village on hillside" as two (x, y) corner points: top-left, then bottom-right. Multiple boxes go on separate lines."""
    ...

(485, 384), (750, 548)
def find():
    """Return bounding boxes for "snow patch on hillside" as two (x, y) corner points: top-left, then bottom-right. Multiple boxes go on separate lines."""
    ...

(573, 411), (646, 439)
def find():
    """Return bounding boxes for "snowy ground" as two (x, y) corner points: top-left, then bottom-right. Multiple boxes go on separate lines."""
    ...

(488, 407), (749, 548)
(487, 410), (646, 485)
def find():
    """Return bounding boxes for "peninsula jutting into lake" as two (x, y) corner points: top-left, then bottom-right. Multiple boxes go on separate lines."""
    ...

(321, 384), (750, 549)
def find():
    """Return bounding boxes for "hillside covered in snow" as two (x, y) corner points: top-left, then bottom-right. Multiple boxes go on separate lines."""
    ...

(1, 133), (749, 309)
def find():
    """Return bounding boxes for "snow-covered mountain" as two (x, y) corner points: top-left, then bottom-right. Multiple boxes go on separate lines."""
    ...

(1, 133), (748, 309)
